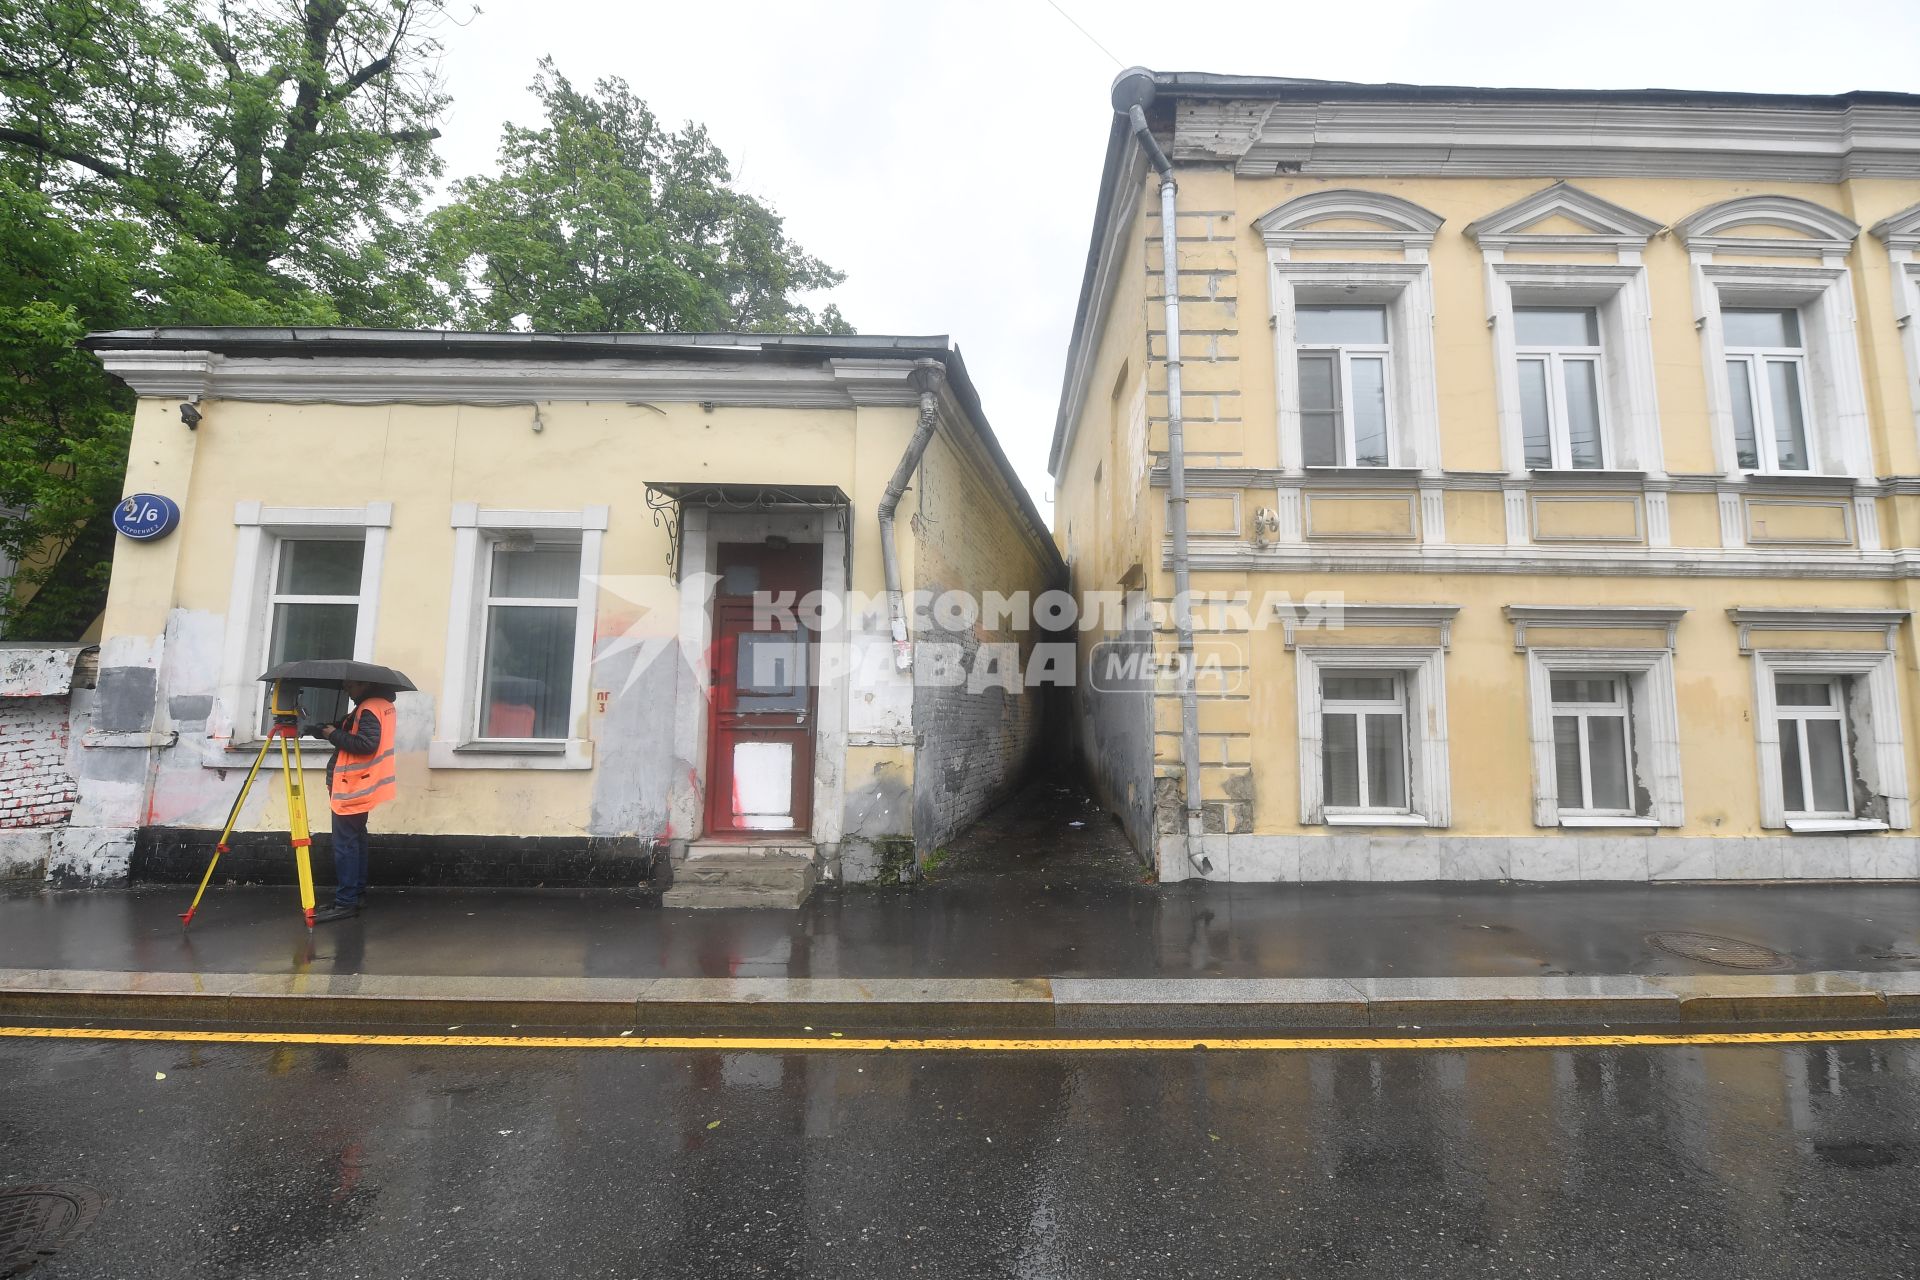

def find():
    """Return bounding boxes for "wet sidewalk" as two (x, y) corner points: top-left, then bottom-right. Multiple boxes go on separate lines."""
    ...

(5, 876), (1920, 1031)
(7, 769), (1920, 1030)
(5, 877), (1920, 983)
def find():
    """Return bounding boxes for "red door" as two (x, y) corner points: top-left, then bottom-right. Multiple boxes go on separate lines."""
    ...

(705, 542), (822, 836)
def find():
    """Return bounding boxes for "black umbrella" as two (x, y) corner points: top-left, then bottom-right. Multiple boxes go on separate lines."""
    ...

(258, 658), (418, 693)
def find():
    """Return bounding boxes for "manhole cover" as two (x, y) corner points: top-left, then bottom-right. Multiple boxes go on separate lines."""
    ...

(0, 1184), (102, 1277)
(1646, 931), (1790, 969)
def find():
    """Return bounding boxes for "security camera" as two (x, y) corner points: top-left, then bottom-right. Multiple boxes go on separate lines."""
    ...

(179, 401), (202, 429)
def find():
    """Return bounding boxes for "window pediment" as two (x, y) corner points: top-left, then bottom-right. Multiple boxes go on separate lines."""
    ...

(1676, 195), (1860, 260)
(1465, 182), (1660, 255)
(1871, 200), (1920, 254)
(1254, 189), (1444, 257)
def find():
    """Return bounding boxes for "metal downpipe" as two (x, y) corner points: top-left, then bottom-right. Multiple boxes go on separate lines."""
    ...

(1119, 77), (1208, 867)
(879, 359), (947, 671)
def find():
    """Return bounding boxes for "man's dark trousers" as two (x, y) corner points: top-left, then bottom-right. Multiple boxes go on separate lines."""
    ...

(331, 810), (370, 907)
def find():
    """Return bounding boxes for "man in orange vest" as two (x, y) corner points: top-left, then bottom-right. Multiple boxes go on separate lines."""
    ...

(302, 679), (398, 923)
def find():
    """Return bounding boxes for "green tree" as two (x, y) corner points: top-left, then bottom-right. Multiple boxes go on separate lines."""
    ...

(0, 0), (456, 637)
(429, 60), (851, 334)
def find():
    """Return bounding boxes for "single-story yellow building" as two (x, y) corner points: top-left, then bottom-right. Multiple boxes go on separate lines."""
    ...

(67, 329), (1062, 903)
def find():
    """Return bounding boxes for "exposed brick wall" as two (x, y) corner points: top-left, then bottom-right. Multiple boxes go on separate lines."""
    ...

(0, 695), (77, 829)
(911, 431), (1060, 852)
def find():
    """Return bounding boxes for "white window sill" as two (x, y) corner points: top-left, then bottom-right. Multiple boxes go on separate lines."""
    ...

(204, 738), (327, 771)
(1557, 815), (1659, 829)
(1739, 472), (1856, 489)
(1324, 812), (1430, 827)
(428, 739), (593, 771)
(1303, 465), (1423, 482)
(1785, 818), (1890, 834)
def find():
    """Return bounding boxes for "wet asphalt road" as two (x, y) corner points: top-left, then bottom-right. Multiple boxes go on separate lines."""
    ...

(6, 1033), (1920, 1278)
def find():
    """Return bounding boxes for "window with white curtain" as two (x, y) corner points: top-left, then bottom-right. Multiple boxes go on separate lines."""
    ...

(1774, 675), (1854, 818)
(476, 539), (582, 741)
(260, 537), (363, 730)
(1515, 306), (1606, 470)
(1724, 308), (1814, 473)
(1297, 305), (1392, 467)
(1320, 670), (1410, 813)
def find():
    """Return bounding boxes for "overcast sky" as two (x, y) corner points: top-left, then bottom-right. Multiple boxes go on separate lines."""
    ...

(429, 0), (1920, 518)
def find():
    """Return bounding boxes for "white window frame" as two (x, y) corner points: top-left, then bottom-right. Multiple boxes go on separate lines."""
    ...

(431, 504), (606, 771)
(1677, 196), (1870, 481)
(1514, 307), (1609, 471)
(1295, 307), (1396, 468)
(1318, 669), (1412, 816)
(1772, 675), (1855, 821)
(1749, 648), (1908, 832)
(471, 538), (588, 746)
(1722, 309), (1816, 474)
(1522, 646), (1682, 829)
(211, 501), (390, 759)
(1483, 266), (1662, 479)
(1295, 644), (1449, 828)
(1255, 189), (1445, 481)
(256, 535), (369, 733)
(1548, 674), (1635, 816)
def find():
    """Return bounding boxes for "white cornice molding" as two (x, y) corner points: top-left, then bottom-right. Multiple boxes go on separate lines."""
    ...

(93, 351), (891, 409)
(1726, 606), (1911, 654)
(1503, 604), (1687, 652)
(1675, 195), (1861, 262)
(1281, 600), (1461, 650)
(1051, 141), (1150, 477)
(95, 350), (220, 400)
(1254, 188), (1444, 258)
(1180, 542), (1920, 581)
(1175, 100), (1920, 182)
(1465, 182), (1661, 256)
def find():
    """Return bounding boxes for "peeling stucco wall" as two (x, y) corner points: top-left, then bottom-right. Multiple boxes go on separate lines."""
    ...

(908, 429), (1061, 855)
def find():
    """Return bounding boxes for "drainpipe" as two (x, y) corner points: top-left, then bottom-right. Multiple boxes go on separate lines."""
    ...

(879, 359), (947, 670)
(1113, 67), (1208, 868)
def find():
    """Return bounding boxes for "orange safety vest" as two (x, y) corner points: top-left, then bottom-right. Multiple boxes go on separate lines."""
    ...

(329, 695), (398, 816)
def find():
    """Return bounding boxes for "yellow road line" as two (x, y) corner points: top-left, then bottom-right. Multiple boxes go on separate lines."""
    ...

(4, 1025), (1920, 1052)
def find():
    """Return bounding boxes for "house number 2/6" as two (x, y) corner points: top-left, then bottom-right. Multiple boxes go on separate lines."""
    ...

(111, 493), (182, 542)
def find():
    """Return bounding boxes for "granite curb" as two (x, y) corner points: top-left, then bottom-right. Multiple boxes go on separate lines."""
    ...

(5, 968), (1920, 1032)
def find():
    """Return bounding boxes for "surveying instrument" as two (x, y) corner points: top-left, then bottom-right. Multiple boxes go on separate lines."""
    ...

(180, 678), (320, 932)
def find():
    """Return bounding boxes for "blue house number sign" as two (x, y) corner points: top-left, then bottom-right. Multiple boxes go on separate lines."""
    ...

(113, 493), (181, 542)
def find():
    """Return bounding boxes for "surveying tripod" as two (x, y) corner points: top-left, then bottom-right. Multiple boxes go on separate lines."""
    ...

(180, 680), (319, 931)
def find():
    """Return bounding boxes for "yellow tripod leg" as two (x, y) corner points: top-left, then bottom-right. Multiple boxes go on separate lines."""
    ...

(182, 733), (276, 929)
(281, 728), (317, 931)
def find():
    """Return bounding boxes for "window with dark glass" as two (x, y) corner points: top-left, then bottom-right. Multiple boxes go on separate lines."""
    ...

(1321, 670), (1409, 812)
(1775, 675), (1853, 817)
(1515, 306), (1606, 470)
(1724, 308), (1812, 473)
(262, 538), (362, 729)
(477, 541), (581, 741)
(1549, 674), (1635, 815)
(1298, 305), (1391, 467)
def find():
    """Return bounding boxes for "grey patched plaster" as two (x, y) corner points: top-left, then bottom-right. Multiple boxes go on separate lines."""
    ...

(93, 666), (157, 733)
(588, 640), (681, 840)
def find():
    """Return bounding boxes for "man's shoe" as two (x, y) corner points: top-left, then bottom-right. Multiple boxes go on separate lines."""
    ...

(313, 903), (360, 923)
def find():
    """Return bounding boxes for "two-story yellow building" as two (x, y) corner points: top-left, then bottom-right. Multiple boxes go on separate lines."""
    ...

(1054, 70), (1920, 882)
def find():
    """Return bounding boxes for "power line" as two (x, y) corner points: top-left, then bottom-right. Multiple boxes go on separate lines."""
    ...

(1042, 0), (1124, 69)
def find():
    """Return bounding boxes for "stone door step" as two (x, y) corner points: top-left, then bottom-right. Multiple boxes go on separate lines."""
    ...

(665, 840), (819, 908)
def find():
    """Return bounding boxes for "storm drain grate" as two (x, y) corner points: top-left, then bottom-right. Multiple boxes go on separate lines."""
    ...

(0, 1184), (102, 1277)
(1646, 931), (1791, 970)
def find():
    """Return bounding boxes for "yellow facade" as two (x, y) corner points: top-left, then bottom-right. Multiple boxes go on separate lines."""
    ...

(1054, 76), (1920, 880)
(76, 336), (1059, 884)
